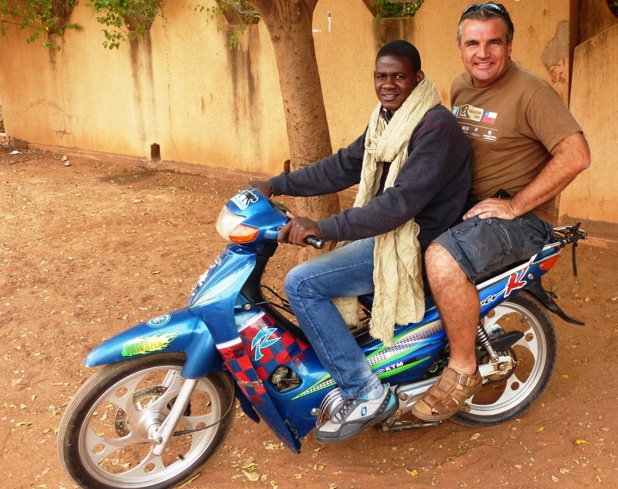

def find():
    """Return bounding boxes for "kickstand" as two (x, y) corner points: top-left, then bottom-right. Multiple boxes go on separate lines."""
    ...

(378, 419), (442, 433)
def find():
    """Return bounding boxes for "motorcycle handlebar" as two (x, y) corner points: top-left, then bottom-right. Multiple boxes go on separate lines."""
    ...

(258, 191), (324, 249)
(304, 236), (324, 249)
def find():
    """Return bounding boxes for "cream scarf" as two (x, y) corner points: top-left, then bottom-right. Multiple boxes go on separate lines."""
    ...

(333, 77), (442, 346)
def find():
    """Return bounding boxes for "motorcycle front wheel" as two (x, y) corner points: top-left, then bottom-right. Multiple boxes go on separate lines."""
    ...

(58, 354), (235, 489)
(454, 291), (557, 426)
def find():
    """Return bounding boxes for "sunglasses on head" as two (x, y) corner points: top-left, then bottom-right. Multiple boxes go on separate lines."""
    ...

(461, 3), (506, 17)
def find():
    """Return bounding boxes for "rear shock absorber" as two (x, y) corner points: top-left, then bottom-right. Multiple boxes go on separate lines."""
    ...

(476, 323), (500, 362)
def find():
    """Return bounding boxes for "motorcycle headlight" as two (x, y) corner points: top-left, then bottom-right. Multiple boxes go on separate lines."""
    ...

(216, 206), (259, 243)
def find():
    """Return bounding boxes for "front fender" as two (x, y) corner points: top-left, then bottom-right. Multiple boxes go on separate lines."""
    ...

(84, 308), (223, 378)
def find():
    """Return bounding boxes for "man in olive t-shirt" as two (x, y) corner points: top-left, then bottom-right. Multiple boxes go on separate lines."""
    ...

(451, 62), (583, 223)
(412, 3), (590, 423)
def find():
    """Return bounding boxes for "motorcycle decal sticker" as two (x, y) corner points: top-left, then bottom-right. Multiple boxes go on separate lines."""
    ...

(480, 291), (502, 307)
(190, 255), (223, 301)
(293, 321), (445, 400)
(146, 314), (171, 328)
(217, 338), (266, 398)
(292, 375), (336, 400)
(232, 190), (258, 210)
(251, 327), (282, 361)
(121, 332), (179, 357)
(371, 321), (444, 361)
(237, 311), (309, 379)
(374, 357), (429, 377)
(504, 266), (530, 298)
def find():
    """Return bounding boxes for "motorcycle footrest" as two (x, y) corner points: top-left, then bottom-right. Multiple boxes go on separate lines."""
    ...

(488, 331), (525, 352)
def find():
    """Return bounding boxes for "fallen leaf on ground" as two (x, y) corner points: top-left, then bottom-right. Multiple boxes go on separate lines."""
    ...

(242, 470), (260, 482)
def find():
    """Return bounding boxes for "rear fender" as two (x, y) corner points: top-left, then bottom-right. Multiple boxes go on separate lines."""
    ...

(526, 280), (585, 325)
(84, 308), (223, 378)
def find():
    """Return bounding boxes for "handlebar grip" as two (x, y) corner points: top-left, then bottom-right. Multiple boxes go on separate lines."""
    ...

(304, 236), (324, 249)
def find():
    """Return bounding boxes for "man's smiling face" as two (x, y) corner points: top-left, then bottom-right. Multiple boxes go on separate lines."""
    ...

(458, 17), (512, 88)
(374, 55), (420, 112)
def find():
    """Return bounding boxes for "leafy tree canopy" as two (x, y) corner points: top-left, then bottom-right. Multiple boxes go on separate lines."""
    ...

(374, 0), (424, 19)
(0, 0), (257, 49)
(0, 0), (80, 49)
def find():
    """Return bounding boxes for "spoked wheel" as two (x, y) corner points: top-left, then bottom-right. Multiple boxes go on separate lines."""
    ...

(454, 291), (557, 426)
(58, 354), (235, 489)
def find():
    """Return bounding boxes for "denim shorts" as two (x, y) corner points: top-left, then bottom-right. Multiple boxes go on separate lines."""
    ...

(433, 213), (555, 283)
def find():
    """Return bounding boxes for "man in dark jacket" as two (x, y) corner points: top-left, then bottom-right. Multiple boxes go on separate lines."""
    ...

(249, 40), (472, 443)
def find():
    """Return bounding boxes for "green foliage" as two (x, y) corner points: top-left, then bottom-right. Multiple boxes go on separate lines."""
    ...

(607, 0), (618, 18)
(0, 0), (80, 49)
(374, 0), (424, 19)
(87, 0), (162, 49)
(193, 0), (259, 50)
(0, 0), (259, 50)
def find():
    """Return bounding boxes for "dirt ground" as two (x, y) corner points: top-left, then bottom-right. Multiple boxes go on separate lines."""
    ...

(1, 146), (617, 489)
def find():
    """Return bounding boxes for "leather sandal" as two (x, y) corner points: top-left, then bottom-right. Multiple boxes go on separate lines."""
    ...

(411, 367), (483, 422)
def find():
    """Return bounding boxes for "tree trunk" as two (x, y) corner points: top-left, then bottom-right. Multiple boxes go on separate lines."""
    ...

(250, 0), (341, 240)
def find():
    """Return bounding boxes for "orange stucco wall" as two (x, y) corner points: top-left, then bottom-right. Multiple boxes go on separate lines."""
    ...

(1, 0), (612, 228)
(560, 24), (618, 226)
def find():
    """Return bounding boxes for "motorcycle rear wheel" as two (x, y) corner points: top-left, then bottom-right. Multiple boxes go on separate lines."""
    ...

(58, 354), (235, 489)
(454, 291), (557, 426)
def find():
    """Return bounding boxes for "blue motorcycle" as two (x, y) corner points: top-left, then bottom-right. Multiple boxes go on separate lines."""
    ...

(58, 189), (586, 489)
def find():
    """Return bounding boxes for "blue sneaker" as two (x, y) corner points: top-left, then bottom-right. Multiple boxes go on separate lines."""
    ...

(315, 385), (397, 443)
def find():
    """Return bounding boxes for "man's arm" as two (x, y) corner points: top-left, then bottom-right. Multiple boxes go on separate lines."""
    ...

(464, 132), (591, 220)
(245, 136), (365, 246)
(250, 135), (366, 199)
(247, 180), (273, 197)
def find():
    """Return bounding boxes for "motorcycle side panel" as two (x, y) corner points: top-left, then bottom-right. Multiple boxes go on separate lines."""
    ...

(235, 309), (330, 440)
(217, 333), (305, 452)
(476, 246), (559, 317)
(84, 308), (223, 378)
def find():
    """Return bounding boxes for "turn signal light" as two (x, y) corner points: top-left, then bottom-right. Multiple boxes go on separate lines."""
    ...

(229, 224), (259, 243)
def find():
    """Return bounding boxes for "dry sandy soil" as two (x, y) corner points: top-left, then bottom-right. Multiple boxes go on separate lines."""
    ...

(1, 146), (617, 489)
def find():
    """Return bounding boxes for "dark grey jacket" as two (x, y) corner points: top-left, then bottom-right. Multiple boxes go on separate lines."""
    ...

(270, 105), (472, 250)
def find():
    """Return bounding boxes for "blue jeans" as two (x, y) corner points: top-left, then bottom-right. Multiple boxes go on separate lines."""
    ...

(285, 237), (381, 400)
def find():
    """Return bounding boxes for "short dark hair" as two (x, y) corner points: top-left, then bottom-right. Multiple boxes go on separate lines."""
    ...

(376, 40), (422, 73)
(457, 3), (514, 44)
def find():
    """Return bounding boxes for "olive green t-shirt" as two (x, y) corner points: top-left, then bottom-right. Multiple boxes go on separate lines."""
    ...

(451, 62), (581, 223)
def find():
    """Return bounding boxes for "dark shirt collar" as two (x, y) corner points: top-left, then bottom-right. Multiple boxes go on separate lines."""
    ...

(381, 107), (393, 123)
